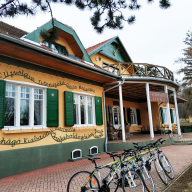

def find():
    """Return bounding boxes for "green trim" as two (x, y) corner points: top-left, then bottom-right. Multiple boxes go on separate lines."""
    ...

(64, 91), (74, 126)
(47, 89), (59, 127)
(0, 80), (6, 129)
(170, 109), (174, 123)
(24, 19), (92, 63)
(0, 138), (105, 179)
(89, 36), (132, 62)
(0, 55), (103, 87)
(95, 96), (103, 125)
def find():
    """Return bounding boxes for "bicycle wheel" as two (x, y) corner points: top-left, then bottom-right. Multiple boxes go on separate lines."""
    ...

(140, 168), (155, 192)
(122, 170), (145, 192)
(153, 158), (168, 185)
(159, 154), (174, 180)
(67, 171), (100, 192)
(98, 166), (119, 192)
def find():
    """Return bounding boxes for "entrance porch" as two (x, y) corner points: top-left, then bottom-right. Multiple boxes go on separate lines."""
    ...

(107, 133), (192, 151)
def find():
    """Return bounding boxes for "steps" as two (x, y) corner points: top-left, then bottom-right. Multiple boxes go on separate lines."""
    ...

(173, 138), (192, 145)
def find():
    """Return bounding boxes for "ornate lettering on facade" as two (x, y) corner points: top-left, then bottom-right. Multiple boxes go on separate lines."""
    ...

(0, 128), (103, 147)
(79, 86), (95, 93)
(2, 70), (95, 92)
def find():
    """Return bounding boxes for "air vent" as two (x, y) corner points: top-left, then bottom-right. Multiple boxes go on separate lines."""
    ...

(72, 149), (82, 159)
(90, 146), (98, 155)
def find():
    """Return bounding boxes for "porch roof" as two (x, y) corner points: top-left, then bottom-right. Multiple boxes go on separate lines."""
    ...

(104, 80), (184, 103)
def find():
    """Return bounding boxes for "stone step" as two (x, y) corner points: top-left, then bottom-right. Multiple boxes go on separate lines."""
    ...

(173, 139), (192, 145)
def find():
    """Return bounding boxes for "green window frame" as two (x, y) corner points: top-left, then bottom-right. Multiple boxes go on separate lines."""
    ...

(0, 80), (6, 129)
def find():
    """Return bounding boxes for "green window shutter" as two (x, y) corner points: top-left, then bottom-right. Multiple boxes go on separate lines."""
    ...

(64, 91), (74, 126)
(160, 107), (164, 124)
(123, 107), (126, 124)
(0, 80), (6, 129)
(108, 105), (113, 125)
(47, 88), (58, 127)
(136, 109), (141, 125)
(95, 96), (103, 125)
(170, 109), (174, 123)
(127, 108), (131, 124)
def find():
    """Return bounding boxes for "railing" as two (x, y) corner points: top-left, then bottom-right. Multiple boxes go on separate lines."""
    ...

(103, 63), (174, 81)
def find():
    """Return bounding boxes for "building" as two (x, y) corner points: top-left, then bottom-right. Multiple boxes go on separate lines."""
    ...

(0, 19), (184, 179)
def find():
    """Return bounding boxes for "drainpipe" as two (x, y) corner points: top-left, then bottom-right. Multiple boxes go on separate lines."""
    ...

(103, 79), (125, 152)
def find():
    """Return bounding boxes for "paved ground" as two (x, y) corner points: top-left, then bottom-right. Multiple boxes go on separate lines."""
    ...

(1, 135), (192, 192)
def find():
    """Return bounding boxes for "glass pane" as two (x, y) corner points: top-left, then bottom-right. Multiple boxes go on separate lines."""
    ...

(20, 99), (29, 125)
(12, 85), (15, 91)
(74, 104), (79, 124)
(81, 104), (85, 124)
(39, 89), (43, 94)
(88, 105), (93, 124)
(39, 95), (43, 99)
(80, 96), (86, 124)
(5, 98), (15, 126)
(34, 89), (38, 94)
(34, 95), (38, 99)
(74, 94), (78, 104)
(34, 100), (43, 125)
(26, 87), (30, 92)
(21, 86), (25, 92)
(26, 94), (29, 98)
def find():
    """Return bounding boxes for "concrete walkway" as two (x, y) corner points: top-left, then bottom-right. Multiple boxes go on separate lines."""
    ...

(1, 138), (192, 192)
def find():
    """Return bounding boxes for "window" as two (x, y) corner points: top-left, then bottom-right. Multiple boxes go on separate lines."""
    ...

(162, 108), (168, 124)
(90, 146), (98, 155)
(74, 93), (95, 126)
(42, 41), (68, 56)
(72, 149), (82, 159)
(171, 108), (176, 123)
(130, 108), (137, 125)
(4, 82), (46, 130)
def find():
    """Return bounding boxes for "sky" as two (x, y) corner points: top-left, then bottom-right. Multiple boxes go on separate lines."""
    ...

(1, 0), (192, 81)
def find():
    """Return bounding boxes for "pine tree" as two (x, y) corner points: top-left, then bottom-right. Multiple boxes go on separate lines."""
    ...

(1, 0), (171, 35)
(177, 31), (192, 86)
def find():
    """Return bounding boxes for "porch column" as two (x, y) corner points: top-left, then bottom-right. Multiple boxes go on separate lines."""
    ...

(173, 89), (181, 136)
(145, 83), (154, 140)
(164, 86), (172, 132)
(119, 82), (126, 142)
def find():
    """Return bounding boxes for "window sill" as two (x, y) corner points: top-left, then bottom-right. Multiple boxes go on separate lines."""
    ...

(2, 128), (49, 134)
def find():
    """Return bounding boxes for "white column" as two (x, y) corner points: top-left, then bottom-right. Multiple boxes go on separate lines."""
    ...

(173, 89), (181, 136)
(164, 86), (172, 132)
(119, 82), (126, 142)
(145, 83), (154, 140)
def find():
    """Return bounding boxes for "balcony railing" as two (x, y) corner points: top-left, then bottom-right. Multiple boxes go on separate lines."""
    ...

(103, 63), (174, 81)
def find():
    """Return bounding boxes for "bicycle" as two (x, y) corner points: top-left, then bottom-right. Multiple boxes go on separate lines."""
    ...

(67, 153), (145, 192)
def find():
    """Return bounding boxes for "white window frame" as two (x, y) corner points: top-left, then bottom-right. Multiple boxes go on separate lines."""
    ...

(72, 149), (82, 159)
(112, 106), (121, 129)
(73, 92), (96, 127)
(3, 80), (47, 130)
(162, 107), (168, 124)
(89, 146), (98, 155)
(171, 108), (176, 124)
(130, 108), (138, 125)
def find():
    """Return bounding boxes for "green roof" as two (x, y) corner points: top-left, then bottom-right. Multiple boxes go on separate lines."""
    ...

(88, 36), (133, 63)
(24, 19), (92, 63)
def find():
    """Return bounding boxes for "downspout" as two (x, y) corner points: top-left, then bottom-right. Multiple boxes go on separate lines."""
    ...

(103, 79), (125, 152)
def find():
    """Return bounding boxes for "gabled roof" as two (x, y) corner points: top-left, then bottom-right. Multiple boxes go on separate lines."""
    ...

(24, 19), (92, 63)
(86, 36), (133, 63)
(0, 21), (28, 38)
